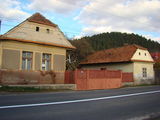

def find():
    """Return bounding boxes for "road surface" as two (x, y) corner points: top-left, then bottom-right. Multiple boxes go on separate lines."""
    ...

(0, 86), (160, 120)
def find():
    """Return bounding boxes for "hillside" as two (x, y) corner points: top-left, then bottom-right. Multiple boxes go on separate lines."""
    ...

(67, 32), (160, 70)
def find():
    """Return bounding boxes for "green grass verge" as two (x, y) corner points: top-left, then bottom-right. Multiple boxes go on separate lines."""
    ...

(0, 86), (71, 93)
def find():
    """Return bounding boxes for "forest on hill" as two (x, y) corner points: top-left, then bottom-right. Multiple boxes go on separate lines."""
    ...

(66, 32), (160, 70)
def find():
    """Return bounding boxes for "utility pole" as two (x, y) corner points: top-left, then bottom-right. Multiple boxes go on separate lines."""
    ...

(0, 19), (1, 34)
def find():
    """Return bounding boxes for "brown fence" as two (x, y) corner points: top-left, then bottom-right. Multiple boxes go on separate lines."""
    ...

(65, 71), (75, 84)
(65, 70), (134, 90)
(122, 72), (134, 82)
(65, 69), (123, 90)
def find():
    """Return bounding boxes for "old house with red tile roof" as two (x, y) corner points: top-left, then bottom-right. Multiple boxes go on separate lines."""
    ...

(80, 44), (155, 85)
(0, 13), (75, 84)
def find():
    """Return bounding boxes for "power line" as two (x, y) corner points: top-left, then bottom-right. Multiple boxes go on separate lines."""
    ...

(0, 19), (1, 34)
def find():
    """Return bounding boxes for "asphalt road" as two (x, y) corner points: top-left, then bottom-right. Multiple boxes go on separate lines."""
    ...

(0, 86), (160, 120)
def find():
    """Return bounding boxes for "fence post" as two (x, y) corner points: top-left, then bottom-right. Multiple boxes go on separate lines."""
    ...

(86, 69), (90, 89)
(120, 70), (123, 86)
(74, 69), (77, 84)
(86, 69), (89, 80)
(120, 70), (122, 81)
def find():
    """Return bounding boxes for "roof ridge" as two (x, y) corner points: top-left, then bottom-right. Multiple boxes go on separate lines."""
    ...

(80, 44), (149, 65)
(132, 44), (147, 50)
(90, 44), (146, 55)
(27, 12), (57, 27)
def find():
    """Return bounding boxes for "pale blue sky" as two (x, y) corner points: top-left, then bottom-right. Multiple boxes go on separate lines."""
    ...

(0, 0), (160, 42)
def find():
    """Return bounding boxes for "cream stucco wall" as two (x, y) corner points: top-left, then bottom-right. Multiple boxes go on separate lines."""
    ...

(82, 63), (134, 72)
(131, 49), (155, 84)
(131, 49), (154, 62)
(4, 21), (73, 48)
(0, 41), (66, 72)
(133, 62), (154, 85)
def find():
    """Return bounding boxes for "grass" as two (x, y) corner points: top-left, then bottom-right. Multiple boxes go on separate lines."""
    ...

(0, 85), (71, 93)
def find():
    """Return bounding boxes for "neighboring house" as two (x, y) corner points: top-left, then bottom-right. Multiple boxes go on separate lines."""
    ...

(151, 52), (160, 63)
(0, 13), (75, 83)
(151, 52), (160, 84)
(80, 44), (155, 85)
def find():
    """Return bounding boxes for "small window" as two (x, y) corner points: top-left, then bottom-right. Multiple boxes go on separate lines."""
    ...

(36, 27), (39, 32)
(22, 51), (33, 70)
(139, 52), (141, 55)
(145, 53), (147, 56)
(46, 29), (50, 33)
(100, 68), (106, 70)
(42, 53), (51, 71)
(142, 68), (147, 78)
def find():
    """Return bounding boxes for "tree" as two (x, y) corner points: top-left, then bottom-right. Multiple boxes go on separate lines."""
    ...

(66, 32), (160, 70)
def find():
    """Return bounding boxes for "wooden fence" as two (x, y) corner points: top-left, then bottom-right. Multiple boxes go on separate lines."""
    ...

(65, 69), (133, 90)
(122, 73), (134, 82)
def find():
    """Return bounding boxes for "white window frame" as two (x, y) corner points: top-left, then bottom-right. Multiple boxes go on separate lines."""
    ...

(42, 53), (51, 71)
(142, 68), (147, 78)
(22, 51), (33, 70)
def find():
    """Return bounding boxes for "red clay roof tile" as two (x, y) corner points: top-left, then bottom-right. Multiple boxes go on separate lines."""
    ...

(27, 13), (57, 27)
(0, 36), (76, 49)
(80, 44), (148, 65)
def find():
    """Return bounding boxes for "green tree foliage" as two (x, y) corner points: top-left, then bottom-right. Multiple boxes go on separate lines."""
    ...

(85, 32), (160, 51)
(66, 38), (95, 70)
(154, 62), (160, 70)
(66, 32), (160, 70)
(71, 38), (95, 60)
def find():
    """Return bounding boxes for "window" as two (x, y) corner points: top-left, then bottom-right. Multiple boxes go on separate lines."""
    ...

(139, 52), (141, 55)
(42, 53), (51, 71)
(144, 53), (147, 56)
(100, 68), (106, 70)
(22, 51), (33, 70)
(142, 68), (147, 78)
(36, 27), (39, 32)
(46, 29), (50, 33)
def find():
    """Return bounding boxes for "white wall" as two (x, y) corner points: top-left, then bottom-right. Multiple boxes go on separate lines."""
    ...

(133, 62), (155, 85)
(82, 63), (134, 72)
(131, 49), (154, 62)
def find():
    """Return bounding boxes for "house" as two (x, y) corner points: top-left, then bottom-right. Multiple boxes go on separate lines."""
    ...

(151, 52), (160, 63)
(80, 44), (155, 85)
(0, 13), (75, 84)
(151, 52), (160, 84)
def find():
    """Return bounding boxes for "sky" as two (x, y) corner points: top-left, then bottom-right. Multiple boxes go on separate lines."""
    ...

(0, 0), (160, 42)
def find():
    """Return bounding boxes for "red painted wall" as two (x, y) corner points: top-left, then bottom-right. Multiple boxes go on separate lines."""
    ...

(65, 70), (122, 90)
(0, 70), (64, 85)
(122, 73), (134, 82)
(65, 70), (133, 90)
